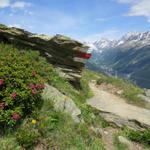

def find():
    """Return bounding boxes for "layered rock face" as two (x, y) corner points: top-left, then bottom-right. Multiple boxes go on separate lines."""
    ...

(0, 24), (89, 82)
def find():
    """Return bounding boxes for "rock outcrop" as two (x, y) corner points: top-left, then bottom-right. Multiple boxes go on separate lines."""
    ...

(0, 24), (89, 82)
(42, 84), (81, 123)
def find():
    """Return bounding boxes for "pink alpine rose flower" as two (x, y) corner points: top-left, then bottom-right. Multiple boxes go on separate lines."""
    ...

(35, 84), (41, 89)
(11, 92), (17, 99)
(0, 102), (5, 109)
(0, 79), (4, 87)
(12, 113), (21, 121)
(30, 83), (36, 89)
(32, 88), (37, 95)
(32, 71), (37, 77)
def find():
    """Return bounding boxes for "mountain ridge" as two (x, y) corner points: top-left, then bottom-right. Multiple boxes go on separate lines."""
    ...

(86, 31), (150, 88)
(93, 31), (150, 50)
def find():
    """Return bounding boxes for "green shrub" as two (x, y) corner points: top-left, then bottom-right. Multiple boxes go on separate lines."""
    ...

(122, 127), (150, 146)
(0, 135), (21, 150)
(0, 44), (53, 127)
(80, 77), (93, 99)
(0, 24), (7, 28)
(81, 105), (109, 128)
(16, 126), (40, 149)
(96, 78), (104, 85)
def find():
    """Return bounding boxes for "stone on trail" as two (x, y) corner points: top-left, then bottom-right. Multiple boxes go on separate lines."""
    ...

(137, 94), (150, 103)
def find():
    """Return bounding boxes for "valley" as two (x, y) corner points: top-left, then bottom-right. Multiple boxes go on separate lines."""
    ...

(86, 32), (150, 89)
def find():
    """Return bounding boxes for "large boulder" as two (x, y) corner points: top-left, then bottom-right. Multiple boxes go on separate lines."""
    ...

(137, 94), (150, 103)
(42, 84), (81, 123)
(0, 24), (90, 82)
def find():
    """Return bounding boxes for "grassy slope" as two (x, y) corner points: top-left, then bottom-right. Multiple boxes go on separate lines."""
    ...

(0, 43), (105, 150)
(0, 43), (149, 150)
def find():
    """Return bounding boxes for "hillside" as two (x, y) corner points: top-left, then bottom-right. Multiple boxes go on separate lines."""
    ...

(86, 32), (150, 88)
(0, 43), (105, 150)
(0, 31), (150, 149)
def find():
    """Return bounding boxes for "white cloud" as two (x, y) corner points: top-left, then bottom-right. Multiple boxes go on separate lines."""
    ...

(11, 1), (31, 9)
(117, 0), (150, 23)
(0, 0), (10, 8)
(0, 0), (31, 9)
(8, 23), (22, 28)
(127, 0), (150, 17)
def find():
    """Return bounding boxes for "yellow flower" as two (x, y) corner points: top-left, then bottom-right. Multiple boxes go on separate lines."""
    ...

(64, 96), (69, 101)
(32, 119), (37, 125)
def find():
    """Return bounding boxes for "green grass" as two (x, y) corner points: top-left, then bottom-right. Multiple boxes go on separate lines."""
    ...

(0, 134), (21, 150)
(81, 105), (110, 128)
(121, 127), (150, 147)
(0, 24), (7, 28)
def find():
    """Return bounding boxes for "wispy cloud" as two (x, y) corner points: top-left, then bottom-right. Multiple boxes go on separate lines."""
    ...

(8, 23), (22, 28)
(0, 0), (10, 8)
(0, 0), (31, 9)
(117, 0), (150, 23)
(0, 6), (84, 35)
(11, 1), (31, 9)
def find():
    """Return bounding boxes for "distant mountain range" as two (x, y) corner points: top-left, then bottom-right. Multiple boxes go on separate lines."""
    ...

(86, 32), (150, 88)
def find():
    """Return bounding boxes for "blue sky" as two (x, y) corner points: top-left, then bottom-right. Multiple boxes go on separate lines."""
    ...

(0, 0), (150, 41)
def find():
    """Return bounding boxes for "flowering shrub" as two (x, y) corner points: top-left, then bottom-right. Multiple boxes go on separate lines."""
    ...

(0, 44), (52, 127)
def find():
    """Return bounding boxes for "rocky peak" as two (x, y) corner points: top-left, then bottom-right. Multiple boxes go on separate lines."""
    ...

(94, 38), (116, 49)
(121, 31), (150, 42)
(92, 31), (150, 50)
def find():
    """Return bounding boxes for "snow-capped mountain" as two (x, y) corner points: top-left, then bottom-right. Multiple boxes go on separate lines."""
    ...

(93, 32), (150, 51)
(94, 38), (117, 49)
(121, 32), (150, 42)
(86, 32), (150, 88)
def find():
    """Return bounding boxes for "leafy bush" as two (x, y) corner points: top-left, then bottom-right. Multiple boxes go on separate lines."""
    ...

(16, 126), (40, 149)
(0, 43), (54, 127)
(0, 24), (7, 28)
(0, 134), (21, 150)
(122, 127), (150, 146)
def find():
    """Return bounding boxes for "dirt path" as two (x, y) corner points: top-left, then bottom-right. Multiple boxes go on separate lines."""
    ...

(99, 127), (145, 150)
(87, 83), (150, 128)
(100, 127), (118, 150)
